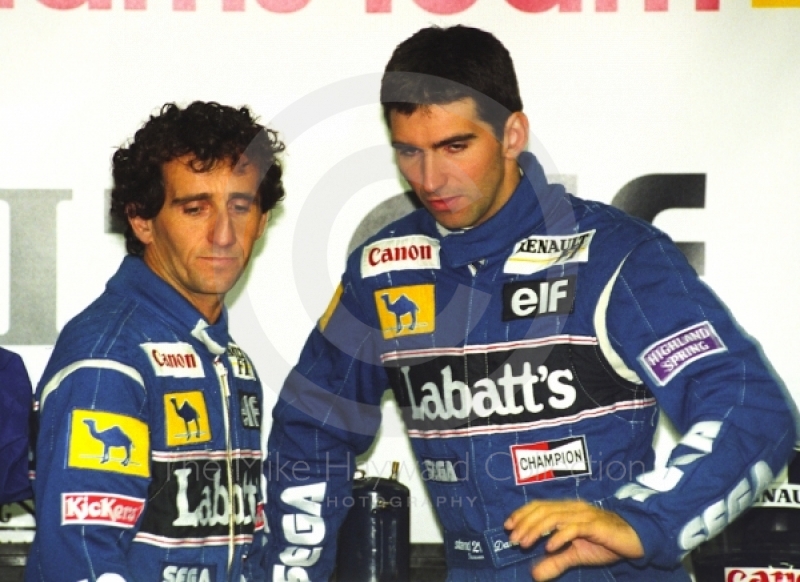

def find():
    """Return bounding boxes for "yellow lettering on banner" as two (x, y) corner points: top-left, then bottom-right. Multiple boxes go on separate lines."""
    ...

(164, 391), (212, 447)
(319, 283), (343, 333)
(68, 410), (149, 478)
(374, 285), (435, 340)
(752, 0), (800, 6)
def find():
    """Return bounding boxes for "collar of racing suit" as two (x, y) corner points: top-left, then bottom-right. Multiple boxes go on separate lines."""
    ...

(424, 151), (578, 269)
(107, 255), (231, 351)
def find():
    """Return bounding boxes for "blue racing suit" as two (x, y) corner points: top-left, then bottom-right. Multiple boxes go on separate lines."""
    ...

(26, 256), (266, 582)
(264, 152), (796, 581)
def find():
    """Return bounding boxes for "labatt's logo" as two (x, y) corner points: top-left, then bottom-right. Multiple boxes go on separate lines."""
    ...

(400, 362), (576, 421)
(361, 235), (440, 278)
(504, 231), (595, 276)
(726, 568), (800, 582)
(171, 466), (259, 528)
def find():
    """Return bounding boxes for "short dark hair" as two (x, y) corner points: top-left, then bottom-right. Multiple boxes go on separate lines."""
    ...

(111, 101), (285, 256)
(380, 25), (523, 138)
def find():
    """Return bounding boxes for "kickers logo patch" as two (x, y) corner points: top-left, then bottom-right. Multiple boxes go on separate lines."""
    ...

(374, 284), (435, 340)
(164, 392), (211, 447)
(502, 276), (576, 321)
(141, 342), (204, 378)
(511, 436), (590, 485)
(161, 562), (216, 582)
(362, 235), (440, 278)
(638, 321), (727, 386)
(62, 492), (145, 528)
(504, 231), (595, 276)
(68, 410), (150, 477)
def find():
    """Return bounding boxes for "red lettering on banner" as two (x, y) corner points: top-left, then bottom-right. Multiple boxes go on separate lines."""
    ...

(0, 0), (12, 7)
(40, 0), (145, 7)
(224, 0), (245, 9)
(173, 0), (194, 9)
(413, 0), (476, 14)
(596, 0), (718, 9)
(366, 0), (390, 11)
(507, 0), (580, 12)
(255, 0), (310, 12)
(645, 0), (667, 10)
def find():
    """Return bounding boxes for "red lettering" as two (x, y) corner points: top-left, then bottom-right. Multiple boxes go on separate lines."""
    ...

(645, 0), (667, 10)
(0, 0), (11, 6)
(366, 0), (390, 11)
(421, 246), (431, 260)
(255, 0), (310, 12)
(507, 0), (579, 12)
(369, 248), (381, 266)
(412, 0), (475, 14)
(726, 570), (745, 582)
(224, 0), (245, 8)
(696, 0), (718, 9)
(152, 350), (165, 367)
(173, 0), (194, 9)
(38, 0), (85, 7)
(408, 246), (419, 260)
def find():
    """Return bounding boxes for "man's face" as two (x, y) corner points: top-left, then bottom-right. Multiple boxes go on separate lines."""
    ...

(389, 98), (522, 230)
(133, 156), (267, 321)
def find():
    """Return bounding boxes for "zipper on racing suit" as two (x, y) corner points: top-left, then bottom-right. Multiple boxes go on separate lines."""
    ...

(213, 355), (237, 578)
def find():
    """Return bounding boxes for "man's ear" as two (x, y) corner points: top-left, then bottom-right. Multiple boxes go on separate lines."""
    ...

(256, 211), (269, 239)
(128, 210), (154, 246)
(502, 111), (529, 160)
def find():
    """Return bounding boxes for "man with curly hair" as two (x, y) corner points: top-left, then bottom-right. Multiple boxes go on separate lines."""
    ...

(26, 101), (284, 582)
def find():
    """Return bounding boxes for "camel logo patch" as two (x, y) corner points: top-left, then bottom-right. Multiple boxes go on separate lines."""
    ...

(164, 391), (212, 447)
(68, 410), (150, 477)
(374, 284), (435, 340)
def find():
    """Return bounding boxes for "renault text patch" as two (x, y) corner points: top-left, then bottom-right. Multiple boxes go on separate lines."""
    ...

(362, 235), (440, 278)
(164, 392), (211, 447)
(511, 436), (590, 485)
(141, 342), (204, 378)
(62, 492), (145, 528)
(639, 321), (727, 386)
(504, 231), (595, 275)
(502, 276), (576, 321)
(374, 284), (435, 340)
(68, 410), (150, 477)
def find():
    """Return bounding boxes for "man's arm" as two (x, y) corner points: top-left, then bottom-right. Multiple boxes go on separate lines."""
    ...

(264, 279), (388, 581)
(29, 365), (150, 581)
(507, 235), (797, 578)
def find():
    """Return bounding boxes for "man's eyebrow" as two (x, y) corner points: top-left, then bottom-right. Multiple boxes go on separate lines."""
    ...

(170, 193), (211, 206)
(432, 133), (477, 149)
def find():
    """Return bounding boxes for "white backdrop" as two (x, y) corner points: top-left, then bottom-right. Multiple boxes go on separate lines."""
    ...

(2, 0), (799, 544)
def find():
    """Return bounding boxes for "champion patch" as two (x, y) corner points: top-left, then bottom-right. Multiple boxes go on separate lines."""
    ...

(61, 492), (145, 528)
(511, 436), (590, 485)
(638, 321), (727, 386)
(374, 284), (435, 340)
(227, 343), (256, 380)
(361, 235), (440, 278)
(164, 391), (211, 447)
(68, 410), (150, 477)
(141, 342), (204, 378)
(504, 230), (595, 276)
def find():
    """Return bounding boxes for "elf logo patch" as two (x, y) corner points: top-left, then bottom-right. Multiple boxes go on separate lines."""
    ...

(502, 276), (576, 321)
(164, 392), (211, 447)
(504, 231), (595, 275)
(68, 410), (150, 477)
(511, 436), (590, 485)
(374, 285), (435, 340)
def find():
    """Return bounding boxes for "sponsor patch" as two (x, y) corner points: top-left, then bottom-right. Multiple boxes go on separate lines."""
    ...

(319, 283), (343, 332)
(638, 321), (727, 386)
(511, 436), (590, 485)
(754, 484), (800, 509)
(374, 284), (435, 340)
(504, 230), (595, 275)
(160, 562), (217, 582)
(239, 391), (261, 429)
(227, 343), (256, 380)
(421, 456), (468, 484)
(725, 568), (800, 581)
(361, 235), (440, 278)
(502, 276), (576, 321)
(141, 342), (204, 378)
(68, 410), (150, 477)
(61, 492), (145, 528)
(164, 391), (211, 447)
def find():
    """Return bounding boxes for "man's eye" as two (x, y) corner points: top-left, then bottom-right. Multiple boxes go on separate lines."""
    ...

(395, 147), (419, 158)
(231, 200), (254, 213)
(446, 142), (467, 153)
(183, 204), (203, 215)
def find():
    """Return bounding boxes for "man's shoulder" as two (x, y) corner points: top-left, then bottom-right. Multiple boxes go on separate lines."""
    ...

(568, 193), (663, 247)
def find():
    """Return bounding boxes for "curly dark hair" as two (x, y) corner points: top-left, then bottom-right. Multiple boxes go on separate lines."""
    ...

(111, 101), (285, 256)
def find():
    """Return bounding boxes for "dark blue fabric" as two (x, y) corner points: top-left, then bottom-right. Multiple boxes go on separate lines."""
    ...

(0, 347), (33, 504)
